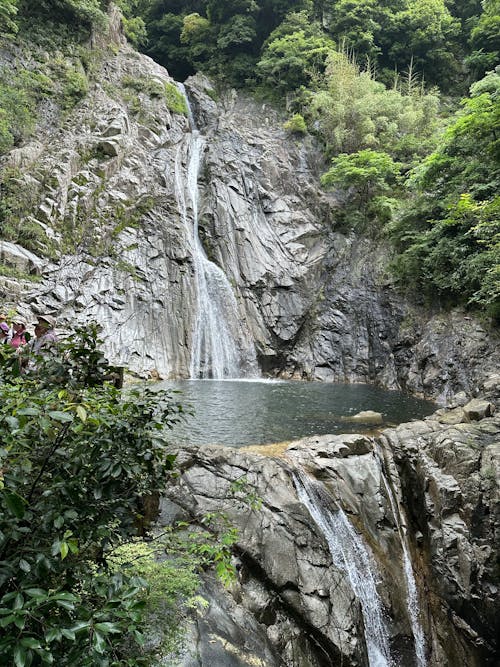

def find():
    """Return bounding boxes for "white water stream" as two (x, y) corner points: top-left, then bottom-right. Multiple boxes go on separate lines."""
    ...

(294, 471), (393, 667)
(174, 85), (257, 379)
(379, 462), (427, 667)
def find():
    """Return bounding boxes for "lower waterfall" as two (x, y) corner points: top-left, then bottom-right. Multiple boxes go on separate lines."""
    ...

(294, 471), (393, 667)
(379, 465), (427, 667)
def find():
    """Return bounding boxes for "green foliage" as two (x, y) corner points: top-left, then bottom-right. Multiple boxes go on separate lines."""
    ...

(386, 0), (461, 88)
(467, 0), (500, 78)
(0, 324), (246, 664)
(18, 0), (108, 30)
(0, 326), (188, 665)
(120, 75), (187, 114)
(307, 50), (440, 163)
(0, 168), (51, 255)
(322, 149), (400, 228)
(164, 81), (188, 114)
(142, 0), (307, 84)
(388, 71), (500, 317)
(0, 69), (40, 154)
(115, 0), (149, 46)
(257, 11), (335, 94)
(0, 0), (18, 36)
(283, 112), (307, 133)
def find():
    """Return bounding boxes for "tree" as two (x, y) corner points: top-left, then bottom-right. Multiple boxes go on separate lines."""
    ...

(321, 149), (400, 226)
(257, 11), (335, 93)
(468, 0), (500, 78)
(307, 50), (440, 161)
(0, 327), (185, 665)
(386, 0), (461, 88)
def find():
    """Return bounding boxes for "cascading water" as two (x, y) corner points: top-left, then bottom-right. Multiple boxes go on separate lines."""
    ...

(174, 85), (257, 379)
(378, 461), (427, 667)
(294, 471), (393, 667)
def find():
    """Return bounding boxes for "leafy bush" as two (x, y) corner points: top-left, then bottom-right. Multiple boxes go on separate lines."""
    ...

(0, 327), (187, 665)
(307, 50), (440, 164)
(0, 325), (242, 664)
(388, 71), (500, 318)
(283, 113), (307, 134)
(321, 149), (400, 228)
(0, 0), (18, 36)
(164, 81), (188, 115)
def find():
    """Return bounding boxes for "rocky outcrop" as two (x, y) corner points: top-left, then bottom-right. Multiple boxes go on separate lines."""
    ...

(159, 388), (499, 666)
(0, 19), (498, 397)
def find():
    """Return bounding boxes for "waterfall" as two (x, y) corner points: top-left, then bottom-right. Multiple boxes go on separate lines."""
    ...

(294, 471), (393, 667)
(379, 464), (427, 667)
(174, 84), (257, 379)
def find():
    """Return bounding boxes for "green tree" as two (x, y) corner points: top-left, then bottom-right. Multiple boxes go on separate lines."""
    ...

(0, 327), (184, 665)
(387, 0), (461, 88)
(257, 11), (334, 93)
(468, 0), (500, 78)
(321, 148), (400, 226)
(324, 0), (401, 63)
(307, 50), (440, 161)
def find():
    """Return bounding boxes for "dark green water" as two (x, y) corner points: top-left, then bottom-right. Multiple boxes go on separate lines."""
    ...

(158, 379), (436, 448)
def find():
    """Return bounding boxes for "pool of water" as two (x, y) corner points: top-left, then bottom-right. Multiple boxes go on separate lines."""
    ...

(157, 379), (437, 448)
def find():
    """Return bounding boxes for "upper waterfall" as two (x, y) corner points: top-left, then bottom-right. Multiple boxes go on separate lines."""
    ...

(174, 84), (258, 379)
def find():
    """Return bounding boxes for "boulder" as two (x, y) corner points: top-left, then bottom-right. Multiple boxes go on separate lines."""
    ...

(463, 398), (495, 421)
(345, 410), (384, 424)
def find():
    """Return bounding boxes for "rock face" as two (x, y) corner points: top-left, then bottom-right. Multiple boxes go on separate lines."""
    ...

(1, 19), (498, 397)
(161, 391), (499, 666)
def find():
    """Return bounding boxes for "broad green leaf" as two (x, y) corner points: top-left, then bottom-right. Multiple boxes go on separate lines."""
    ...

(76, 405), (87, 422)
(13, 593), (24, 609)
(17, 407), (40, 416)
(52, 591), (79, 602)
(4, 492), (26, 519)
(25, 588), (47, 599)
(70, 621), (91, 634)
(45, 628), (62, 643)
(0, 614), (15, 627)
(19, 558), (31, 572)
(93, 630), (107, 654)
(48, 410), (73, 423)
(14, 645), (28, 667)
(94, 622), (120, 634)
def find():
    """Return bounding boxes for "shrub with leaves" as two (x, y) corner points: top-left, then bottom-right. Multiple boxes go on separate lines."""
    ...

(321, 149), (400, 229)
(0, 327), (188, 666)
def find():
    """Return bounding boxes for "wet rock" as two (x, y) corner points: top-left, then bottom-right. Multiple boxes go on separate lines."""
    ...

(1, 59), (496, 397)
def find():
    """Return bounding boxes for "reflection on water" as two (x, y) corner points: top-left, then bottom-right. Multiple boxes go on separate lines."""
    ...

(158, 379), (436, 448)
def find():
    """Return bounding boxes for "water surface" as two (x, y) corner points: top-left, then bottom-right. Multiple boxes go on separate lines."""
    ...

(159, 379), (436, 448)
